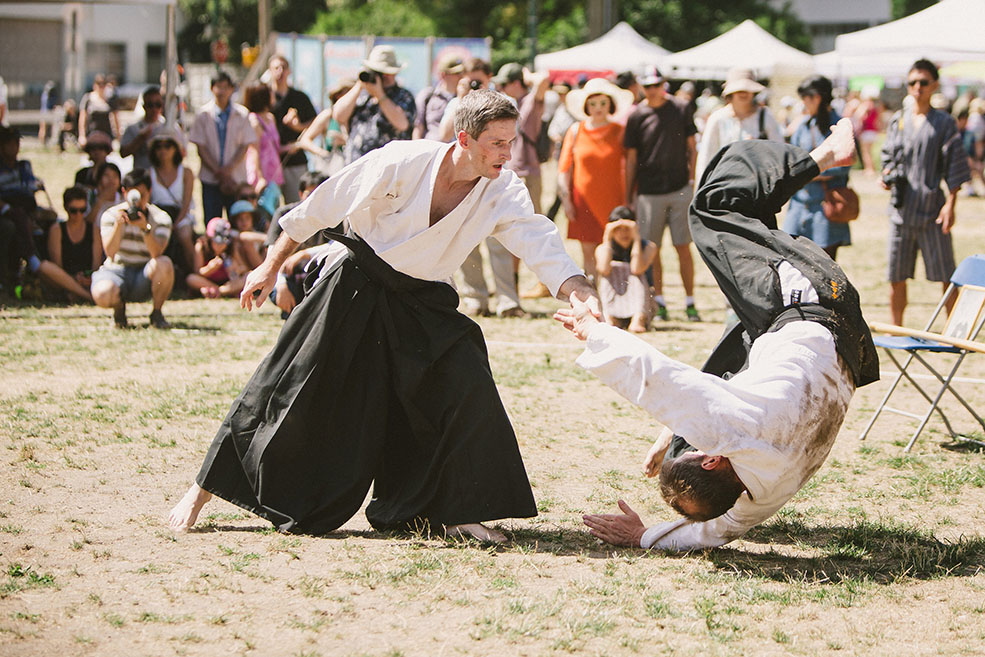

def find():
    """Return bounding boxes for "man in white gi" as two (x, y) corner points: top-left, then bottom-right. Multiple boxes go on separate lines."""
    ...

(170, 90), (599, 544)
(559, 119), (879, 551)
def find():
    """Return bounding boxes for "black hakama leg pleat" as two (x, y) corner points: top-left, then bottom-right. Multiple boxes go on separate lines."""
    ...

(195, 236), (537, 533)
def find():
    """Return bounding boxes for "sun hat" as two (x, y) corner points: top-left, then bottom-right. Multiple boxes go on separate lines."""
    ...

(362, 45), (406, 75)
(148, 125), (181, 147)
(565, 77), (636, 121)
(491, 62), (525, 87)
(438, 54), (465, 75)
(722, 67), (765, 96)
(84, 131), (113, 152)
(206, 217), (231, 239)
(229, 200), (255, 217)
(639, 66), (664, 87)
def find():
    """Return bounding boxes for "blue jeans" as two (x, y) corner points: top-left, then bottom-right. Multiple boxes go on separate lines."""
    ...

(201, 182), (236, 223)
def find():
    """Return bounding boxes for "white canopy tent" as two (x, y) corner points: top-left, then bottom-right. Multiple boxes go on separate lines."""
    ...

(663, 19), (814, 80)
(533, 21), (670, 76)
(815, 0), (985, 81)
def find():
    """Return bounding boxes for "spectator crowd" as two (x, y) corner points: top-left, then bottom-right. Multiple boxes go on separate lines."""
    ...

(1, 51), (976, 332)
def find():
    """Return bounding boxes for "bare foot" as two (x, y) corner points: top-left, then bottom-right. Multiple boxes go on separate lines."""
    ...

(168, 484), (213, 531)
(445, 522), (507, 544)
(810, 118), (856, 172)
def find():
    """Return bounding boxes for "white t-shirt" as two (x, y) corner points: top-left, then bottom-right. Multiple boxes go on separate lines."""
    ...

(278, 139), (583, 295)
(576, 319), (854, 551)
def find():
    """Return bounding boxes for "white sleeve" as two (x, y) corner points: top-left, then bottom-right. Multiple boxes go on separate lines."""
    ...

(765, 110), (785, 143)
(277, 152), (382, 243)
(575, 323), (766, 456)
(695, 113), (720, 184)
(640, 495), (785, 551)
(489, 183), (583, 296)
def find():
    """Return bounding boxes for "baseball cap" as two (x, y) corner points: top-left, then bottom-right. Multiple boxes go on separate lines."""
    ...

(492, 62), (525, 87)
(640, 66), (664, 87)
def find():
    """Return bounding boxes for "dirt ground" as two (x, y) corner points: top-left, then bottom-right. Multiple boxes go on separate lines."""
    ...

(2, 145), (985, 656)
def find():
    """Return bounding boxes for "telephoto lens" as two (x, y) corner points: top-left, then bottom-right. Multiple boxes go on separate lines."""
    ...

(358, 69), (377, 84)
(469, 79), (481, 91)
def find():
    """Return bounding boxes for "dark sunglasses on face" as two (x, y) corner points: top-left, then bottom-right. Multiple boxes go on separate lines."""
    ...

(153, 141), (176, 150)
(241, 194), (258, 201)
(67, 206), (87, 215)
(145, 101), (164, 108)
(907, 79), (931, 88)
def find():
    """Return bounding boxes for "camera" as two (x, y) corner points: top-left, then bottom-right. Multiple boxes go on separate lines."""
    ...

(469, 79), (481, 91)
(358, 69), (378, 84)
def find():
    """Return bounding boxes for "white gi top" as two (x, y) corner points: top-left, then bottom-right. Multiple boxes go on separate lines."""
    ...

(576, 320), (854, 551)
(278, 139), (583, 296)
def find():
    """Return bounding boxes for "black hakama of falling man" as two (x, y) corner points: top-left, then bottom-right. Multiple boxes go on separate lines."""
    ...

(195, 232), (537, 533)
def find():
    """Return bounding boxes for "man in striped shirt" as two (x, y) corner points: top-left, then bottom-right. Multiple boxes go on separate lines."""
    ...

(881, 59), (971, 326)
(91, 168), (174, 328)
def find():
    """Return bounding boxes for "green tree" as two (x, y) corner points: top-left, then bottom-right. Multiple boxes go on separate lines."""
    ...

(177, 0), (326, 63)
(892, 0), (938, 20)
(621, 0), (811, 53)
(310, 0), (437, 37)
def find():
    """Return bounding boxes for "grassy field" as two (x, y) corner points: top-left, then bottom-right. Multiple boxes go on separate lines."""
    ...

(2, 141), (985, 656)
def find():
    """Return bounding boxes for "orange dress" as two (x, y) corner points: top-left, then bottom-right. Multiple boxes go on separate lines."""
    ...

(559, 121), (625, 244)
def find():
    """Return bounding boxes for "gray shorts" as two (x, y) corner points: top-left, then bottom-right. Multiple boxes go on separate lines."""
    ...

(887, 222), (955, 283)
(91, 262), (154, 302)
(637, 185), (694, 246)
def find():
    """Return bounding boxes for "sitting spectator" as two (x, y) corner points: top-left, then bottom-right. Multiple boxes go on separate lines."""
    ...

(185, 217), (252, 298)
(227, 199), (266, 269)
(85, 161), (122, 226)
(0, 126), (44, 287)
(265, 171), (329, 317)
(79, 74), (119, 146)
(243, 82), (285, 215)
(90, 168), (173, 329)
(74, 131), (113, 190)
(120, 86), (174, 171)
(595, 206), (656, 333)
(38, 186), (102, 302)
(235, 183), (272, 232)
(148, 128), (196, 274)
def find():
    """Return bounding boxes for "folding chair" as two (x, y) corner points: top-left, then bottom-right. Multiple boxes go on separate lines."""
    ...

(859, 254), (985, 452)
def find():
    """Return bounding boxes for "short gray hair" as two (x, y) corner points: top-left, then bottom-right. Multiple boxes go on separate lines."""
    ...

(454, 89), (519, 140)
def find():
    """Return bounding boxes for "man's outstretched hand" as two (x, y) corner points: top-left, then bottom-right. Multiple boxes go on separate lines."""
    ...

(553, 291), (601, 340)
(583, 500), (647, 547)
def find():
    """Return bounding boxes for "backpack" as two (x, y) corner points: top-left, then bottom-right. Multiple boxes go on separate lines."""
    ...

(521, 119), (553, 163)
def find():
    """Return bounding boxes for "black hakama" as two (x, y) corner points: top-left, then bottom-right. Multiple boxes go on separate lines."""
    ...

(195, 233), (537, 533)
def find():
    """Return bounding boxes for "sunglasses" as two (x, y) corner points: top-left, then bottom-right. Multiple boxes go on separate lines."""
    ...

(145, 101), (164, 108)
(241, 193), (259, 201)
(907, 79), (932, 88)
(67, 206), (87, 215)
(153, 141), (176, 149)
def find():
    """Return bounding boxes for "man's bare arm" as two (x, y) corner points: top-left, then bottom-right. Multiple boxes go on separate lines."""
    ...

(240, 231), (299, 310)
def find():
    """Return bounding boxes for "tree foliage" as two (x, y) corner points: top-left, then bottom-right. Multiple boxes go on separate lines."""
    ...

(892, 0), (939, 20)
(177, 0), (813, 67)
(177, 0), (326, 63)
(621, 0), (811, 53)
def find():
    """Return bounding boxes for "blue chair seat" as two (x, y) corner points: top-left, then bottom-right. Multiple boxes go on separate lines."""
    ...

(872, 335), (962, 353)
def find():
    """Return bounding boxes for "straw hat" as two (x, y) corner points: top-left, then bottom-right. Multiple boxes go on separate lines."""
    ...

(84, 130), (113, 152)
(362, 45), (406, 75)
(722, 67), (765, 96)
(148, 125), (182, 147)
(565, 77), (635, 121)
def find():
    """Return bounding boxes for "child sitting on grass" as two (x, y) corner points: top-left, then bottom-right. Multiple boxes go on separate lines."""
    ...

(595, 206), (657, 333)
(185, 217), (252, 298)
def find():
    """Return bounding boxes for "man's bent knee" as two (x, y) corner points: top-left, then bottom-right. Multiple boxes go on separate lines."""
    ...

(91, 281), (121, 308)
(147, 255), (174, 281)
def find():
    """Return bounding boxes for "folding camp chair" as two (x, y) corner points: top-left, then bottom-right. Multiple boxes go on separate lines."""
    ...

(859, 254), (985, 452)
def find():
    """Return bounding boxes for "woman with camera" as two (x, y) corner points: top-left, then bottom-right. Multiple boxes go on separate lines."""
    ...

(185, 217), (253, 298)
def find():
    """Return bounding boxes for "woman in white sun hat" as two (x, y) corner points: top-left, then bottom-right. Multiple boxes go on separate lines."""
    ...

(696, 67), (784, 184)
(558, 77), (635, 279)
